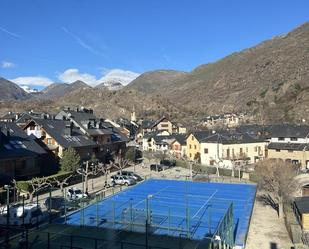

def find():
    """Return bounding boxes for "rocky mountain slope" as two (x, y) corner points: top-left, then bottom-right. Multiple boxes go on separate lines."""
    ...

(126, 70), (187, 94)
(126, 22), (309, 123)
(96, 80), (124, 91)
(0, 77), (29, 100)
(40, 80), (91, 99)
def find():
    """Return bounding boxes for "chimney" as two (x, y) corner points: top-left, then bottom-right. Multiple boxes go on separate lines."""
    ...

(64, 122), (73, 136)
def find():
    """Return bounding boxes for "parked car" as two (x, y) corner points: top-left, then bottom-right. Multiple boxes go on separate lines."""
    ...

(150, 164), (164, 172)
(117, 171), (143, 181)
(44, 196), (66, 211)
(160, 159), (176, 167)
(67, 187), (88, 200)
(0, 203), (46, 226)
(110, 175), (136, 186)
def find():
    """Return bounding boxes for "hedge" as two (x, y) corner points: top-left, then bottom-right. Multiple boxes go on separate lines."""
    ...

(175, 160), (243, 178)
(16, 171), (74, 192)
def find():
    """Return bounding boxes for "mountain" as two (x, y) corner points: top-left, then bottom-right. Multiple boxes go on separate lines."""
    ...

(40, 80), (91, 99)
(126, 22), (309, 123)
(126, 70), (187, 94)
(0, 77), (29, 101)
(1, 22), (309, 124)
(96, 80), (124, 91)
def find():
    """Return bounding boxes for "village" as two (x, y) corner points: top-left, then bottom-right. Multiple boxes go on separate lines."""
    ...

(0, 106), (309, 248)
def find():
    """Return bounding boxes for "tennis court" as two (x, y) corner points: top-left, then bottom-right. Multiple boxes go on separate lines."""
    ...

(60, 179), (256, 248)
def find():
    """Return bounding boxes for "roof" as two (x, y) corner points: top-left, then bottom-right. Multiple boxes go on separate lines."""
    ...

(141, 120), (155, 129)
(0, 112), (19, 120)
(191, 130), (212, 142)
(268, 124), (309, 138)
(268, 142), (309, 151)
(151, 116), (169, 128)
(200, 131), (266, 144)
(0, 122), (47, 160)
(30, 119), (97, 149)
(172, 134), (187, 145)
(56, 109), (128, 142)
(294, 196), (309, 214)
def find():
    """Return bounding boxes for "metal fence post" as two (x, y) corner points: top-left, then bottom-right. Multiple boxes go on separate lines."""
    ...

(47, 232), (50, 249)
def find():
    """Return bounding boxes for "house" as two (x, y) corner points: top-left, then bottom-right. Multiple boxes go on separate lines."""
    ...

(55, 107), (128, 159)
(142, 131), (172, 152)
(199, 131), (267, 167)
(170, 134), (187, 158)
(23, 118), (97, 161)
(139, 116), (187, 136)
(0, 112), (20, 122)
(294, 196), (309, 230)
(202, 113), (247, 128)
(267, 124), (309, 169)
(0, 122), (49, 184)
(186, 130), (212, 161)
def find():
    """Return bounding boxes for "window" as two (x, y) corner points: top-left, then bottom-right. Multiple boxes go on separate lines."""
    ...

(278, 137), (285, 141)
(204, 148), (208, 154)
(189, 153), (192, 158)
(161, 124), (169, 128)
(288, 150), (293, 153)
(192, 136), (194, 141)
(275, 149), (281, 152)
(47, 138), (53, 145)
(291, 137), (297, 141)
(30, 126), (35, 130)
(189, 145), (192, 149)
(254, 146), (257, 152)
(194, 145), (197, 149)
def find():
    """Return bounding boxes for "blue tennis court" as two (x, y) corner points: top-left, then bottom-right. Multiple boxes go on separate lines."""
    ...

(61, 179), (256, 248)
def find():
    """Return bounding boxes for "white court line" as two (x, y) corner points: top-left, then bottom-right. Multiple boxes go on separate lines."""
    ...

(192, 190), (218, 219)
(133, 185), (171, 208)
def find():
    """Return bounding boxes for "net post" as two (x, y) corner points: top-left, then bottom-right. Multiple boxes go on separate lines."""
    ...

(47, 232), (50, 249)
(96, 194), (99, 227)
(168, 208), (171, 235)
(186, 207), (190, 238)
(130, 199), (133, 231)
(112, 200), (115, 227)
(64, 188), (67, 224)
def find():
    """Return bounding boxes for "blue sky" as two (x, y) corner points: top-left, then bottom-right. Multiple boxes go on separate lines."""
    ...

(0, 0), (308, 89)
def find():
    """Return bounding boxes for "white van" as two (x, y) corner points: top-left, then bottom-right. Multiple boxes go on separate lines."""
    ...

(0, 203), (46, 226)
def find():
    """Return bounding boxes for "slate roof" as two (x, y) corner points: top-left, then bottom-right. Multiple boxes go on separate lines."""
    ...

(268, 142), (309, 151)
(200, 131), (266, 144)
(294, 196), (309, 214)
(267, 124), (309, 138)
(0, 122), (47, 160)
(32, 119), (97, 149)
(141, 120), (155, 129)
(191, 130), (213, 142)
(172, 134), (187, 145)
(0, 112), (19, 121)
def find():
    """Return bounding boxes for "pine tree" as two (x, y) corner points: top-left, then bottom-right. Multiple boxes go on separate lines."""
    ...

(60, 147), (81, 172)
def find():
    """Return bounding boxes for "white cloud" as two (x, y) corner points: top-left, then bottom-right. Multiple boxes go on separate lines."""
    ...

(1, 61), (16, 68)
(0, 26), (22, 39)
(98, 69), (140, 86)
(58, 68), (139, 86)
(58, 69), (98, 85)
(11, 76), (53, 87)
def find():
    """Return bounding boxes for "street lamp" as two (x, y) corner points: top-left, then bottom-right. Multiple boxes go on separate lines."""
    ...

(145, 194), (153, 249)
(4, 184), (12, 244)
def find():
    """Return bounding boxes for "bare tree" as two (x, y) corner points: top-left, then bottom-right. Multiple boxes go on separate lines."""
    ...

(255, 159), (299, 218)
(94, 163), (112, 188)
(76, 161), (93, 193)
(52, 174), (73, 197)
(110, 152), (130, 173)
(14, 177), (52, 203)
